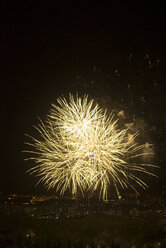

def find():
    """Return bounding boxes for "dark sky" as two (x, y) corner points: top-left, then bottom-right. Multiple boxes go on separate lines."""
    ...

(1, 2), (166, 195)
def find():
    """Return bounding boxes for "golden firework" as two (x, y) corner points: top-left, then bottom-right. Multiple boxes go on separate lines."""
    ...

(25, 94), (157, 200)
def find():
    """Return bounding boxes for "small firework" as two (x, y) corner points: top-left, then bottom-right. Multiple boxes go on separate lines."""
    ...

(25, 94), (157, 200)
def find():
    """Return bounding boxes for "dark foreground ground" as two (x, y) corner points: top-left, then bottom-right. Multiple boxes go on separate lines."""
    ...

(0, 214), (166, 248)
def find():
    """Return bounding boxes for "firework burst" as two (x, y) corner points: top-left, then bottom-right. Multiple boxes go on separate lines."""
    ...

(25, 94), (157, 200)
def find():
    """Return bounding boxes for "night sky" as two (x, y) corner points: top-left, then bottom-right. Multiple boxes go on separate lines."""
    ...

(1, 2), (166, 196)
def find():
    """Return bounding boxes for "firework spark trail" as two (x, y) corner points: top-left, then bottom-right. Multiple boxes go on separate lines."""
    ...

(25, 94), (158, 200)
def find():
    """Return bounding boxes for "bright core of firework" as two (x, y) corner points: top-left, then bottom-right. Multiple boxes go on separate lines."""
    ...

(25, 94), (157, 200)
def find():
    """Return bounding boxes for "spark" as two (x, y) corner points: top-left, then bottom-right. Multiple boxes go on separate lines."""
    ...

(25, 94), (158, 200)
